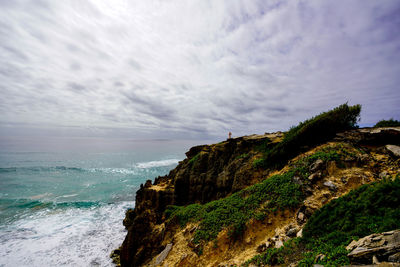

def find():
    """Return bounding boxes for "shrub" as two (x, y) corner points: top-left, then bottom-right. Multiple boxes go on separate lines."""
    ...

(303, 177), (400, 242)
(374, 118), (400, 127)
(258, 103), (361, 169)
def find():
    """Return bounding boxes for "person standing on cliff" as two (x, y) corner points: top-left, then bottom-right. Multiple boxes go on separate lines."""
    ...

(228, 132), (232, 139)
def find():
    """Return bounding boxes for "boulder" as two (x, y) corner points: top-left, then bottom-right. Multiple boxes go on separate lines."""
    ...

(323, 181), (338, 191)
(315, 254), (326, 262)
(297, 211), (305, 223)
(347, 230), (400, 264)
(275, 239), (284, 248)
(155, 243), (173, 265)
(297, 228), (303, 238)
(310, 159), (324, 172)
(308, 172), (322, 182)
(286, 228), (298, 237)
(389, 252), (400, 262)
(386, 145), (400, 158)
(379, 171), (389, 179)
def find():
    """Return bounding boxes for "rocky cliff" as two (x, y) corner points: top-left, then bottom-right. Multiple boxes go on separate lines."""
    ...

(115, 125), (400, 267)
(117, 133), (279, 266)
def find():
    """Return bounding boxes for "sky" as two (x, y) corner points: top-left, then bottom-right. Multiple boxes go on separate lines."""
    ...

(0, 0), (400, 141)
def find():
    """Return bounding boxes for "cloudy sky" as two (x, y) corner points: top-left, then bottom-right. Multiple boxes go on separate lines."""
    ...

(0, 0), (399, 140)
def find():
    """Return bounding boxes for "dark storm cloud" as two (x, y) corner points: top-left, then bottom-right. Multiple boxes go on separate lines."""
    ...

(0, 0), (399, 139)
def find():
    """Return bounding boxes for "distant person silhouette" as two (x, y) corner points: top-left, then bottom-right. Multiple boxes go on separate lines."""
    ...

(228, 132), (232, 139)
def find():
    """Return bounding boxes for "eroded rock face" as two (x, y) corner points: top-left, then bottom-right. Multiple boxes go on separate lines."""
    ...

(118, 127), (400, 267)
(347, 230), (400, 264)
(119, 135), (272, 266)
(335, 127), (400, 146)
(120, 183), (174, 267)
(172, 136), (272, 205)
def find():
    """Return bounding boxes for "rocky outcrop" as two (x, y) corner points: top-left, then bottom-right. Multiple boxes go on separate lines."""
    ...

(347, 230), (400, 264)
(386, 145), (400, 158)
(118, 127), (400, 267)
(119, 134), (273, 266)
(120, 181), (174, 266)
(171, 135), (274, 205)
(335, 127), (400, 146)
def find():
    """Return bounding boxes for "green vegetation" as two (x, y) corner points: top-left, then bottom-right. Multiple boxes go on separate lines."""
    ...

(168, 144), (354, 252)
(374, 118), (400, 127)
(188, 153), (200, 164)
(252, 158), (265, 168)
(303, 177), (400, 244)
(242, 239), (302, 267)
(244, 177), (400, 266)
(255, 137), (272, 152)
(255, 103), (361, 169)
(236, 153), (249, 160)
(294, 143), (357, 169)
(166, 169), (306, 244)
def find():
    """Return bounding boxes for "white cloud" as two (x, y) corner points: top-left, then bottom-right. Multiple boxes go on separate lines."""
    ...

(0, 0), (399, 139)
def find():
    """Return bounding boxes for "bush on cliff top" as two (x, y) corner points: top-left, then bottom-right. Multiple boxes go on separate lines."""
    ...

(374, 118), (400, 127)
(244, 177), (400, 267)
(256, 103), (361, 169)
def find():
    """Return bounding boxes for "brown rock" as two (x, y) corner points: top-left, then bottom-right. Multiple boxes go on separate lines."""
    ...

(323, 181), (338, 191)
(386, 145), (400, 158)
(315, 253), (326, 262)
(297, 211), (305, 222)
(389, 252), (400, 262)
(286, 226), (298, 237)
(155, 243), (173, 265)
(310, 159), (324, 172)
(347, 229), (400, 264)
(257, 243), (267, 253)
(308, 172), (322, 182)
(297, 228), (303, 238)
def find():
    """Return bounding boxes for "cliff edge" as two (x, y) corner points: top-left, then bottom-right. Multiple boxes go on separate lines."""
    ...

(114, 104), (400, 266)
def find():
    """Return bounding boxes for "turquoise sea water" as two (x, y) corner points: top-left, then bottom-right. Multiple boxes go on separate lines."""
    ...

(0, 138), (203, 266)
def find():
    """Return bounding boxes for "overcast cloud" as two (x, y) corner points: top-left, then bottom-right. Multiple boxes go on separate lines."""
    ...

(0, 0), (400, 140)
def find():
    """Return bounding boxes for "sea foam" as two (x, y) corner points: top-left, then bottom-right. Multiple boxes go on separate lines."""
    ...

(0, 201), (134, 267)
(136, 158), (180, 168)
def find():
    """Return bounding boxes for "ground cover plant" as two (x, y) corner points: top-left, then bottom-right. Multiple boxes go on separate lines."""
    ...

(243, 177), (400, 266)
(166, 169), (305, 245)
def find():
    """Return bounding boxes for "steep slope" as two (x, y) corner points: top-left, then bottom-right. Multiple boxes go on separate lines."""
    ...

(114, 104), (400, 266)
(118, 133), (281, 266)
(115, 127), (399, 267)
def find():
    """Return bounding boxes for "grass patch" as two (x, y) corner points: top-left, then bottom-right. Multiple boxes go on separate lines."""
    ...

(256, 103), (361, 169)
(244, 177), (400, 266)
(374, 118), (400, 127)
(252, 158), (265, 168)
(294, 143), (357, 169)
(236, 153), (249, 160)
(188, 153), (200, 165)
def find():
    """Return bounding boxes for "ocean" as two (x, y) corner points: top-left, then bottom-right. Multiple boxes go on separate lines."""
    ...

(0, 138), (204, 266)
